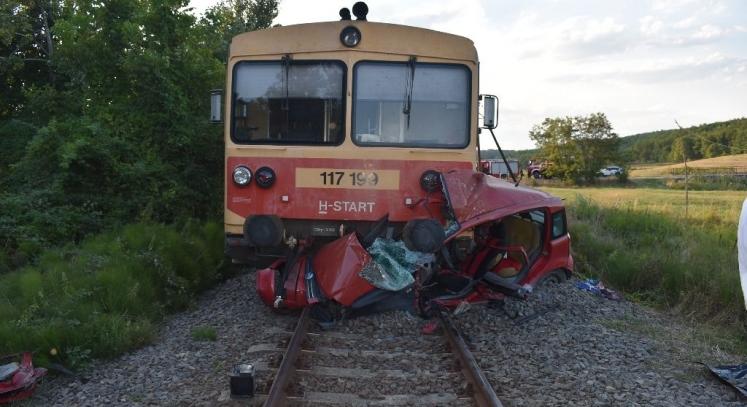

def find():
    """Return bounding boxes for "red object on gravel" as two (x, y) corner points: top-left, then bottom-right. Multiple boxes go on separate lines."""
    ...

(0, 352), (47, 404)
(421, 321), (439, 335)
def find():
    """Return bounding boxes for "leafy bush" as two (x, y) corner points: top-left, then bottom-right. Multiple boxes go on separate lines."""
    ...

(0, 1), (278, 271)
(0, 221), (227, 367)
(0, 120), (36, 173)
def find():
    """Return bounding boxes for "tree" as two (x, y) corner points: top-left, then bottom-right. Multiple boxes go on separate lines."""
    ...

(0, 1), (58, 120)
(200, 0), (279, 62)
(529, 113), (622, 182)
(0, 0), (279, 268)
(618, 118), (747, 164)
(669, 136), (695, 161)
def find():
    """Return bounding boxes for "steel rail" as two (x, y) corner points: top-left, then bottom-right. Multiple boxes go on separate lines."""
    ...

(438, 309), (504, 407)
(263, 307), (310, 407)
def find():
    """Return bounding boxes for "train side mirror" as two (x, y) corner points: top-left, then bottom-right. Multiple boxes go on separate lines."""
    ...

(210, 89), (223, 123)
(481, 94), (498, 129)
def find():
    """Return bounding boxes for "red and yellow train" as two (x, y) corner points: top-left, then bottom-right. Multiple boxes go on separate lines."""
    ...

(212, 3), (573, 315)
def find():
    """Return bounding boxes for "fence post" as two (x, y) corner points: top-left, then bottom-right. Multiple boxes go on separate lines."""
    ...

(684, 154), (688, 220)
(675, 119), (689, 221)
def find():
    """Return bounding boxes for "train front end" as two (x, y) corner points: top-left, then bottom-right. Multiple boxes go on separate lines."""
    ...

(222, 21), (480, 263)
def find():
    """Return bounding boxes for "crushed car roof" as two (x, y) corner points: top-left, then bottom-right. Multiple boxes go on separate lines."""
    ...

(444, 170), (564, 236)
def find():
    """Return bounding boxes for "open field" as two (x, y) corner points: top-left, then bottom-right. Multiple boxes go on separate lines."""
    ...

(543, 187), (745, 221)
(630, 154), (747, 178)
(541, 186), (745, 331)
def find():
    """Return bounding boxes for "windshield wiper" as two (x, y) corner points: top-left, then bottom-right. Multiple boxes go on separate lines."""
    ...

(281, 54), (292, 111)
(402, 56), (416, 128)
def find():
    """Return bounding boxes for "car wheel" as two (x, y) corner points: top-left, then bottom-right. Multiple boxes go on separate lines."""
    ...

(538, 269), (568, 287)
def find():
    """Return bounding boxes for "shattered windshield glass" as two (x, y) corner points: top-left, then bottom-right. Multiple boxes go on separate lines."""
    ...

(353, 62), (470, 148)
(231, 61), (345, 144)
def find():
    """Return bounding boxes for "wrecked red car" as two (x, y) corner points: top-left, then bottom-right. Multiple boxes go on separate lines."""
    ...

(0, 352), (47, 403)
(257, 170), (573, 319)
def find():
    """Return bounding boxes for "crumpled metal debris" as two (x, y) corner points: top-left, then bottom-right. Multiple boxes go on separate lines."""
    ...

(707, 364), (747, 397)
(0, 352), (47, 404)
(575, 278), (621, 300)
(359, 238), (434, 291)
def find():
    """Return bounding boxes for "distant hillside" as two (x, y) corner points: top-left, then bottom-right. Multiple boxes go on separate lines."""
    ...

(483, 118), (747, 165)
(620, 118), (747, 163)
(630, 153), (747, 177)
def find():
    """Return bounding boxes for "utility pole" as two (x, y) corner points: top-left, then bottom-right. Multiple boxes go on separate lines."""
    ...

(684, 154), (688, 219)
(675, 120), (688, 220)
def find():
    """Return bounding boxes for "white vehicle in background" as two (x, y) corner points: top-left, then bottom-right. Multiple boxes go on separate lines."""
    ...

(599, 166), (624, 176)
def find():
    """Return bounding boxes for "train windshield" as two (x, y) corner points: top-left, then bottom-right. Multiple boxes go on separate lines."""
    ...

(353, 62), (470, 148)
(231, 61), (345, 144)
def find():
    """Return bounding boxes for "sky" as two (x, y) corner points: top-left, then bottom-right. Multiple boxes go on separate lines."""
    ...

(190, 0), (747, 150)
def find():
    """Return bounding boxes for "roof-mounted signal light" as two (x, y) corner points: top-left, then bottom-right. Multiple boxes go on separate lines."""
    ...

(340, 26), (361, 47)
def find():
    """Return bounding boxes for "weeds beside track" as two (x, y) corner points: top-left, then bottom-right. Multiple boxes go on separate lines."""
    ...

(543, 187), (743, 327)
(0, 221), (227, 367)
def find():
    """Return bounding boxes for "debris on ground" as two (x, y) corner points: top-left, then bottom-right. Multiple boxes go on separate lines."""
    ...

(0, 352), (47, 404)
(707, 363), (747, 397)
(453, 300), (472, 316)
(421, 321), (439, 335)
(575, 278), (621, 300)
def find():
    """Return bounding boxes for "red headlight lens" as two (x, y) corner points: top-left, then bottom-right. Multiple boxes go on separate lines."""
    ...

(255, 166), (276, 188)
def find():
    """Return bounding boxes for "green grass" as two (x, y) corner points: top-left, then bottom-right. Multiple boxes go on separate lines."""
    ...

(542, 187), (742, 326)
(0, 221), (227, 368)
(191, 326), (217, 341)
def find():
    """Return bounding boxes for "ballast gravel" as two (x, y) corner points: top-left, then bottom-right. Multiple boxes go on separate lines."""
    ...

(32, 270), (745, 406)
(451, 279), (745, 407)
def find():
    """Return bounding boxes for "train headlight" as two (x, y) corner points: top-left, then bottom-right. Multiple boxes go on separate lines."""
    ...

(340, 26), (361, 47)
(233, 166), (252, 186)
(255, 166), (276, 188)
(420, 170), (441, 192)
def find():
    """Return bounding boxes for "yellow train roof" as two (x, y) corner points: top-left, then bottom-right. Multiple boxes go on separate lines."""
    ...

(230, 21), (478, 62)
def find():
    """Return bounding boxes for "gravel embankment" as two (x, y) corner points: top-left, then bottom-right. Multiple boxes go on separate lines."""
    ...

(32, 270), (745, 406)
(450, 279), (745, 407)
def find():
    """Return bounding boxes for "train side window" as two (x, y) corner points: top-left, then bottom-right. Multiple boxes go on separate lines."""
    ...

(552, 210), (567, 239)
(231, 61), (345, 145)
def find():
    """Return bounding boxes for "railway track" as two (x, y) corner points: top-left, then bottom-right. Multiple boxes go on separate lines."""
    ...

(260, 307), (503, 407)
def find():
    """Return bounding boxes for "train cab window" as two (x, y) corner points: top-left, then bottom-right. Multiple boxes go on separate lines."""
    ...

(231, 61), (345, 144)
(353, 62), (470, 148)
